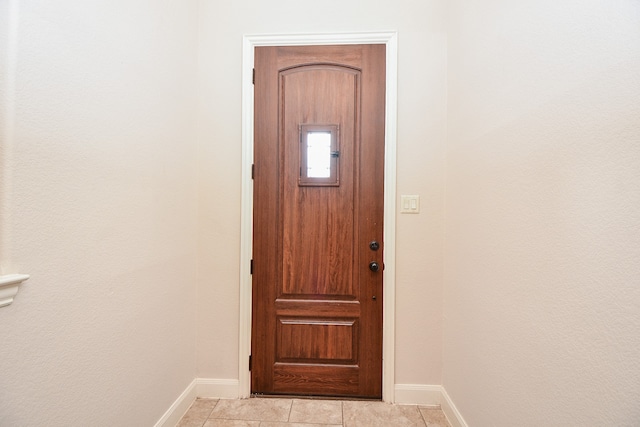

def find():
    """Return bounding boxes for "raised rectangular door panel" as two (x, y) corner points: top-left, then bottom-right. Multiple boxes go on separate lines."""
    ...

(252, 44), (385, 398)
(276, 318), (358, 363)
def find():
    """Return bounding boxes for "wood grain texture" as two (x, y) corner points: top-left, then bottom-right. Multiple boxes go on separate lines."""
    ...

(273, 364), (360, 396)
(281, 66), (358, 298)
(277, 318), (357, 362)
(252, 44), (385, 398)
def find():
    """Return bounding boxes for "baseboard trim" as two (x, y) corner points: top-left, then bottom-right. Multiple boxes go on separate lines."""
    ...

(394, 384), (467, 427)
(153, 378), (197, 427)
(154, 378), (240, 427)
(441, 387), (469, 427)
(394, 384), (442, 406)
(196, 378), (240, 399)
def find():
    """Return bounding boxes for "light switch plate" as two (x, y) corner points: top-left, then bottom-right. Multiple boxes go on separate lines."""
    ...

(400, 195), (420, 214)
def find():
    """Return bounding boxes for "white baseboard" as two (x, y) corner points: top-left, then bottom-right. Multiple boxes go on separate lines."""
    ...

(196, 378), (240, 399)
(394, 384), (442, 406)
(394, 384), (467, 427)
(441, 386), (469, 427)
(154, 378), (240, 427)
(153, 378), (198, 427)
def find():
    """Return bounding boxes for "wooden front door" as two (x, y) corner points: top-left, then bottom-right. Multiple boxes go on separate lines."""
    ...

(251, 44), (385, 398)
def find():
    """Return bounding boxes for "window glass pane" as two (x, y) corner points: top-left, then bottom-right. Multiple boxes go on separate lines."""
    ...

(306, 132), (332, 178)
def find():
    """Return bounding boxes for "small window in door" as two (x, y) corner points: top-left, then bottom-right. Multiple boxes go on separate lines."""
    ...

(299, 124), (339, 186)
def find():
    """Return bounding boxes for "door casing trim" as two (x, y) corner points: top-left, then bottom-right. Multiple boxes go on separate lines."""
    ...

(240, 31), (398, 402)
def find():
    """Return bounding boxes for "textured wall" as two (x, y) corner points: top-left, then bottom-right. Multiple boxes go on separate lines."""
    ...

(4, 1), (634, 424)
(0, 1), (199, 425)
(444, 1), (640, 425)
(196, 0), (448, 387)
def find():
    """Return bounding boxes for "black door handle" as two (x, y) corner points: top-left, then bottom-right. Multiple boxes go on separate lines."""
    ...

(369, 261), (380, 272)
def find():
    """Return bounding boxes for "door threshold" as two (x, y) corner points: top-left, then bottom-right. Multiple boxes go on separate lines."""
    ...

(250, 393), (382, 401)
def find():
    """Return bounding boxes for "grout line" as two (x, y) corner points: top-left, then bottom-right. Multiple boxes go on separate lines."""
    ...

(287, 398), (294, 422)
(418, 405), (428, 427)
(204, 399), (218, 420)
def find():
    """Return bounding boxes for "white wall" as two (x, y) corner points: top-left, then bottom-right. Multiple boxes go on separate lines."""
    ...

(0, 1), (199, 425)
(196, 0), (448, 388)
(444, 1), (640, 425)
(5, 1), (637, 424)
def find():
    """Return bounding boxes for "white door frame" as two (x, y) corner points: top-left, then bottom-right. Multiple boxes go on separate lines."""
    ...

(239, 32), (398, 402)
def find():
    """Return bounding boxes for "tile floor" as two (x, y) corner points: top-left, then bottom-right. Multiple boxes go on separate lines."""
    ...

(176, 397), (452, 427)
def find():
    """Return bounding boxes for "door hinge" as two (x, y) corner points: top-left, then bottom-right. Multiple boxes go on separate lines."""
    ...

(249, 355), (252, 371)
(250, 259), (253, 275)
(252, 68), (255, 85)
(251, 164), (255, 179)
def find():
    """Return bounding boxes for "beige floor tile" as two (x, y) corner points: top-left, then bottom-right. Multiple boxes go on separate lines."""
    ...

(202, 420), (260, 427)
(176, 398), (453, 427)
(260, 423), (342, 427)
(419, 407), (451, 427)
(176, 418), (206, 427)
(343, 401), (426, 427)
(208, 398), (292, 422)
(288, 399), (343, 425)
(177, 399), (219, 426)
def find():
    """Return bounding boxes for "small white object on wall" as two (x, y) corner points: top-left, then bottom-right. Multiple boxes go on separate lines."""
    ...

(0, 274), (30, 307)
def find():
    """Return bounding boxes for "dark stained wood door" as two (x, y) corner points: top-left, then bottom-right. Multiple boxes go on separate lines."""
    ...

(252, 44), (385, 398)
